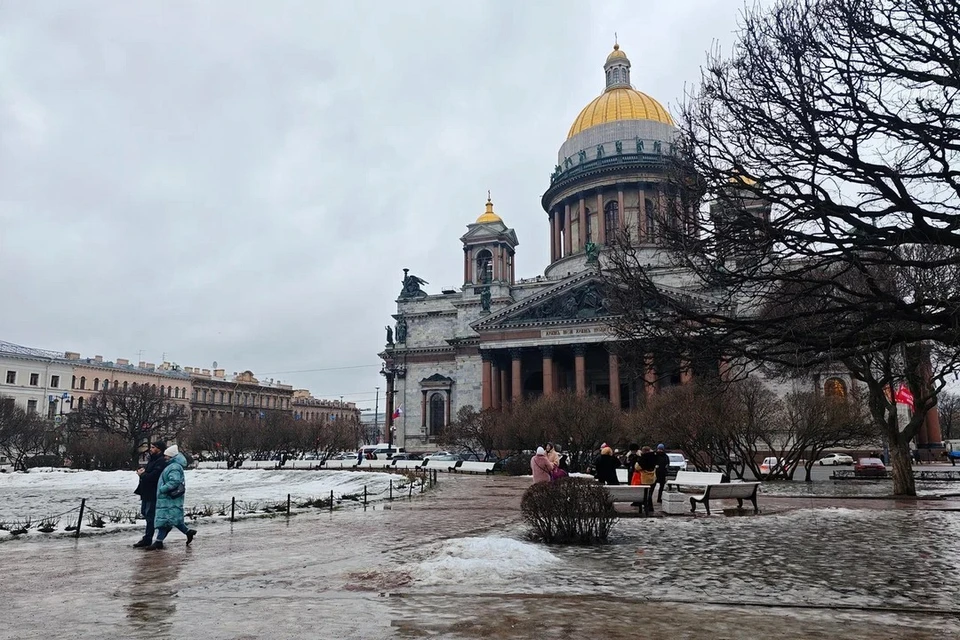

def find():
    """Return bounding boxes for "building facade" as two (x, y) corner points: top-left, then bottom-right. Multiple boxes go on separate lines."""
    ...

(188, 368), (294, 423)
(66, 354), (193, 413)
(291, 390), (361, 423)
(0, 341), (76, 419)
(378, 43), (937, 452)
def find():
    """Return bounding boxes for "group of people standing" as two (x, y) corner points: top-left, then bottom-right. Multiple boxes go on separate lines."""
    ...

(530, 443), (569, 483)
(594, 443), (671, 511)
(133, 440), (197, 550)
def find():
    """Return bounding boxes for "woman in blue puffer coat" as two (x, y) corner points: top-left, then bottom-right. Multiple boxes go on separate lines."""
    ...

(150, 444), (197, 550)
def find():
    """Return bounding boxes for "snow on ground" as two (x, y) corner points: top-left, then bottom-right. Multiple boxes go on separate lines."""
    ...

(410, 537), (557, 584)
(0, 467), (407, 524)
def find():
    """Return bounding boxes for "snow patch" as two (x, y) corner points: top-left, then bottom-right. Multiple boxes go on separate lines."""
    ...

(412, 537), (557, 584)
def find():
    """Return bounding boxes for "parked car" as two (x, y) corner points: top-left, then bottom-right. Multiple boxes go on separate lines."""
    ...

(759, 457), (795, 476)
(424, 452), (460, 462)
(854, 457), (887, 477)
(667, 453), (687, 473)
(816, 453), (854, 466)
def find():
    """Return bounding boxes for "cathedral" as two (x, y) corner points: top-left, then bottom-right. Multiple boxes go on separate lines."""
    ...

(378, 43), (721, 449)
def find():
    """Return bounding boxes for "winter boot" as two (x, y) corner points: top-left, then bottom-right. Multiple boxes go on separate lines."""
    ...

(186, 529), (197, 546)
(148, 541), (164, 550)
(133, 539), (152, 548)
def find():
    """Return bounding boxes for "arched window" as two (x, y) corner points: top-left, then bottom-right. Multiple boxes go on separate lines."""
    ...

(475, 249), (493, 284)
(151, 384), (157, 393)
(824, 377), (847, 398)
(613, 68), (621, 83)
(93, 378), (100, 391)
(429, 393), (445, 436)
(80, 377), (86, 390)
(644, 198), (656, 240)
(77, 396), (84, 411)
(71, 375), (76, 389)
(584, 207), (592, 243)
(604, 201), (619, 240)
(220, 391), (225, 403)
(122, 381), (128, 393)
(181, 387), (186, 399)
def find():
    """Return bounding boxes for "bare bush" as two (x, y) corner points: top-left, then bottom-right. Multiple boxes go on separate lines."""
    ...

(521, 477), (618, 545)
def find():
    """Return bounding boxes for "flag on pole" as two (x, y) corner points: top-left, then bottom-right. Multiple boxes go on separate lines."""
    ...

(894, 384), (915, 410)
(392, 405), (403, 420)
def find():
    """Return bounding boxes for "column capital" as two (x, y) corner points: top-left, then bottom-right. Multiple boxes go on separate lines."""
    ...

(480, 350), (495, 362)
(572, 344), (588, 357)
(509, 347), (523, 360)
(540, 345), (555, 358)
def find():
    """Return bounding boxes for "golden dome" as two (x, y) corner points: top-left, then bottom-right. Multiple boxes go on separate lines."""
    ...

(606, 43), (627, 62)
(567, 87), (675, 139)
(476, 194), (502, 224)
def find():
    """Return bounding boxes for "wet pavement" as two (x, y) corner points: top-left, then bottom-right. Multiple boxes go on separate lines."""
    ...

(3, 473), (960, 639)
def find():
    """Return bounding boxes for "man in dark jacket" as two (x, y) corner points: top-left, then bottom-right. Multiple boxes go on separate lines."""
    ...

(133, 440), (168, 548)
(653, 444), (671, 503)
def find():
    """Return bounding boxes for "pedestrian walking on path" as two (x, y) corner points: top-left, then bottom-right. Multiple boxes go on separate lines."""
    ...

(149, 445), (196, 550)
(133, 440), (168, 548)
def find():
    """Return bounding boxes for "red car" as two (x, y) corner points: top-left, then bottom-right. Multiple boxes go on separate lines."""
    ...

(854, 457), (887, 477)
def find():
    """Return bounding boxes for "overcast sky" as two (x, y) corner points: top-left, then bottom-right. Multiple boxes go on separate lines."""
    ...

(0, 1), (749, 410)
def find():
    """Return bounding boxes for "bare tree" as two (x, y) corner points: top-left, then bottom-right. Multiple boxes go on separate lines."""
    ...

(0, 397), (51, 471)
(938, 393), (960, 442)
(604, 0), (960, 495)
(437, 405), (505, 461)
(72, 385), (188, 468)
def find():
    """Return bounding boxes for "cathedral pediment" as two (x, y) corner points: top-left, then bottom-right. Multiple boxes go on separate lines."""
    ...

(460, 223), (519, 246)
(473, 273), (615, 330)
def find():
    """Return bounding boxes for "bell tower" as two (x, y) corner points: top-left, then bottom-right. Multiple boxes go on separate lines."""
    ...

(461, 194), (519, 301)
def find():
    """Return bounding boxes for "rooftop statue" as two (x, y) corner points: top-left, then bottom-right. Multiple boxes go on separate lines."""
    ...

(400, 268), (429, 299)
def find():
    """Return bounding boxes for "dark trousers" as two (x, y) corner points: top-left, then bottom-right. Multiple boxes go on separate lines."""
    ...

(156, 522), (190, 542)
(654, 476), (668, 503)
(140, 500), (157, 542)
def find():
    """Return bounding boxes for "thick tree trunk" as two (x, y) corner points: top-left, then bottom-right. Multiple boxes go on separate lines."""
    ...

(888, 434), (916, 496)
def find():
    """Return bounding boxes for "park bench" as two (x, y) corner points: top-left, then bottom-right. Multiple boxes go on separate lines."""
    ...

(689, 482), (761, 515)
(358, 459), (393, 470)
(392, 459), (427, 470)
(603, 485), (653, 515)
(423, 458), (458, 472)
(452, 460), (496, 474)
(321, 459), (357, 470)
(667, 470), (725, 490)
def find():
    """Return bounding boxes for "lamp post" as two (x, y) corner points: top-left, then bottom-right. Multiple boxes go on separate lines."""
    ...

(373, 386), (380, 443)
(380, 362), (406, 448)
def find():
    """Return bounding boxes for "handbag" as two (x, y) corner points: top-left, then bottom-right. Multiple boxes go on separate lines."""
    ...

(168, 482), (186, 498)
(550, 466), (568, 481)
(640, 470), (657, 485)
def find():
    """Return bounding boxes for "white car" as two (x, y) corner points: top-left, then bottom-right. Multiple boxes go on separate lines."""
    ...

(667, 453), (687, 472)
(816, 453), (854, 466)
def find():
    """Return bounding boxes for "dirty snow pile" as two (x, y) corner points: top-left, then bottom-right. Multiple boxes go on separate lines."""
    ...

(412, 537), (557, 584)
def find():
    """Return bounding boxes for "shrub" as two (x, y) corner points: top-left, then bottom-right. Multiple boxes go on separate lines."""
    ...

(520, 477), (618, 545)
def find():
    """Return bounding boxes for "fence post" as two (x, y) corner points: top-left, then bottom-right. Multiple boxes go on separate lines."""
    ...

(409, 480), (413, 498)
(363, 485), (367, 506)
(329, 489), (334, 513)
(74, 498), (86, 539)
(230, 497), (236, 522)
(287, 493), (291, 516)
(389, 479), (393, 501)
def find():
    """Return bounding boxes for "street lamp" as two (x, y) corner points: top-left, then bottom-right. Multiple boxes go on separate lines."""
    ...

(380, 362), (406, 447)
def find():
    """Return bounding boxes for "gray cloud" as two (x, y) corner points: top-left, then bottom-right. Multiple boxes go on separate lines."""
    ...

(0, 0), (746, 408)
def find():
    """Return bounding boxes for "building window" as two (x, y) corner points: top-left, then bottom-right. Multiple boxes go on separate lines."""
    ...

(824, 378), (847, 399)
(122, 381), (128, 393)
(219, 391), (225, 403)
(645, 198), (656, 239)
(77, 397), (84, 411)
(80, 377), (86, 390)
(475, 249), (493, 284)
(604, 201), (619, 240)
(4, 371), (14, 384)
(51, 375), (60, 388)
(48, 400), (57, 420)
(429, 393), (445, 436)
(27, 399), (37, 414)
(613, 67), (621, 84)
(72, 375), (77, 389)
(584, 208), (592, 243)
(93, 378), (100, 391)
(29, 373), (39, 386)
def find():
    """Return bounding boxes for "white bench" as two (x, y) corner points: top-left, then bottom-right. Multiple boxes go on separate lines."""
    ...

(358, 459), (393, 470)
(424, 459), (458, 472)
(615, 468), (629, 484)
(603, 485), (653, 515)
(689, 482), (761, 515)
(393, 459), (427, 470)
(453, 460), (496, 474)
(321, 459), (357, 470)
(667, 470), (725, 490)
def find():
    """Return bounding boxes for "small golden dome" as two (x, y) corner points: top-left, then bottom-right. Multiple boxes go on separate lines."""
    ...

(567, 88), (674, 139)
(606, 43), (627, 62)
(476, 194), (502, 224)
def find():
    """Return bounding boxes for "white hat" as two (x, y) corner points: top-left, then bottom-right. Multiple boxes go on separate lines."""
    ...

(163, 444), (179, 457)
(536, 446), (546, 455)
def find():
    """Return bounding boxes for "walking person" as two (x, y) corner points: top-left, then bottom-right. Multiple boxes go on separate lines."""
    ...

(653, 444), (670, 503)
(531, 446), (555, 483)
(133, 440), (168, 548)
(150, 445), (196, 550)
